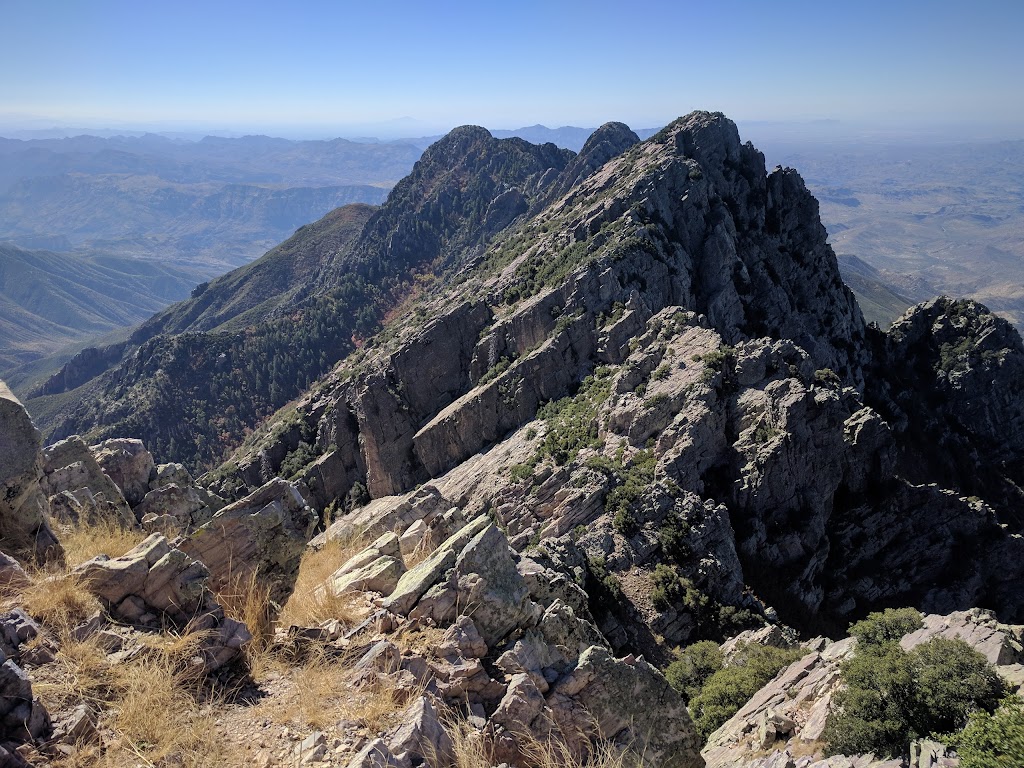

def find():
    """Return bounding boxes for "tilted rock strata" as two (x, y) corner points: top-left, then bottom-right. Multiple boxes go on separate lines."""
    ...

(74, 533), (251, 671)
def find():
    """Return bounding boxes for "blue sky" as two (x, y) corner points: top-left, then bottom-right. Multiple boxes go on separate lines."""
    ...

(2, 0), (1022, 135)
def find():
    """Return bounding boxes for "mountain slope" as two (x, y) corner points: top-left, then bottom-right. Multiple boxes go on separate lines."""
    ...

(29, 128), (576, 468)
(201, 113), (1023, 643)
(0, 243), (205, 369)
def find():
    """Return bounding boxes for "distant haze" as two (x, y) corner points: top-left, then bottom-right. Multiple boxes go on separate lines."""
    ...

(3, 0), (1023, 137)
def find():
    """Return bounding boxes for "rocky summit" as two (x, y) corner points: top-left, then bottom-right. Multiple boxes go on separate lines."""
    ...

(0, 112), (1022, 767)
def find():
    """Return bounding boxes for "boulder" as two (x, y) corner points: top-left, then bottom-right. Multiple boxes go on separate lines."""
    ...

(42, 436), (134, 527)
(0, 381), (61, 563)
(901, 608), (1023, 665)
(136, 483), (211, 533)
(90, 438), (155, 507)
(0, 652), (49, 745)
(74, 534), (250, 671)
(0, 553), (29, 595)
(180, 478), (317, 606)
(549, 646), (703, 768)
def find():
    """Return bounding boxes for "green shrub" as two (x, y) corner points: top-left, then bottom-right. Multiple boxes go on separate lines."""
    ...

(825, 626), (1004, 758)
(665, 640), (724, 702)
(280, 441), (316, 479)
(508, 461), (536, 483)
(950, 696), (1024, 768)
(605, 449), (655, 524)
(658, 515), (691, 563)
(689, 643), (804, 741)
(911, 637), (1005, 736)
(848, 607), (923, 646)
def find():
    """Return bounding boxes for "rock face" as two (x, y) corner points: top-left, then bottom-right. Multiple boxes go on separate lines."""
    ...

(0, 380), (61, 562)
(179, 478), (317, 606)
(869, 296), (1024, 525)
(42, 435), (135, 527)
(90, 438), (155, 507)
(335, 513), (704, 767)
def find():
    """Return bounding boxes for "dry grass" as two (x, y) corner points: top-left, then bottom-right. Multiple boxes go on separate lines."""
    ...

(215, 570), (275, 678)
(56, 512), (148, 568)
(257, 646), (413, 734)
(278, 532), (374, 628)
(443, 718), (647, 768)
(19, 572), (101, 635)
(402, 527), (437, 569)
(34, 631), (227, 768)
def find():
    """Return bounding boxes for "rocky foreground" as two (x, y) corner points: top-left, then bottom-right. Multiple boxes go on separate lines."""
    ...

(1, 113), (1023, 766)
(1, 383), (1022, 767)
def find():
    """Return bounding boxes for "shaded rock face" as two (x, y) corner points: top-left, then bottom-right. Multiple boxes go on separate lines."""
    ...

(0, 650), (50, 754)
(0, 381), (61, 563)
(869, 296), (1024, 526)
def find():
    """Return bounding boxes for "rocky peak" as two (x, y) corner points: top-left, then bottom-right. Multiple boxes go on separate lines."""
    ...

(537, 121), (641, 207)
(315, 124), (574, 290)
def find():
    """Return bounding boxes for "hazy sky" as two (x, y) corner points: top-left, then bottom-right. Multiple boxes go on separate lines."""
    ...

(3, 0), (1022, 135)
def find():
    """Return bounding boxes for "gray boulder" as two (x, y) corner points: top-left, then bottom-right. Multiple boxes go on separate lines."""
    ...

(74, 533), (250, 671)
(90, 438), (155, 507)
(180, 477), (317, 606)
(0, 381), (61, 563)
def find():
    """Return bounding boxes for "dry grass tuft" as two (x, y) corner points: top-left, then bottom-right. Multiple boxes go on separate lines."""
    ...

(258, 646), (414, 734)
(215, 570), (276, 677)
(278, 532), (373, 628)
(443, 718), (647, 768)
(20, 572), (101, 634)
(56, 512), (148, 568)
(34, 631), (226, 768)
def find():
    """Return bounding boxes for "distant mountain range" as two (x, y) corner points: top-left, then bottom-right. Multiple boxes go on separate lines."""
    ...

(2, 122), (1021, 390)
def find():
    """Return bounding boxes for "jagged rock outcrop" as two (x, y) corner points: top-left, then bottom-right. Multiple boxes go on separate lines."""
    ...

(180, 477), (317, 606)
(42, 436), (135, 527)
(90, 438), (155, 507)
(0, 381), (62, 563)
(868, 297), (1024, 525)
(321, 511), (705, 767)
(74, 533), (251, 670)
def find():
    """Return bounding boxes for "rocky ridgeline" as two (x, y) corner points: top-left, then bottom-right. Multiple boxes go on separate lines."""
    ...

(2, 114), (1024, 765)
(0, 381), (707, 766)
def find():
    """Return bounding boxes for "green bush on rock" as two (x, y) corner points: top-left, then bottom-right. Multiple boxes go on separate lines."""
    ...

(825, 608), (1004, 759)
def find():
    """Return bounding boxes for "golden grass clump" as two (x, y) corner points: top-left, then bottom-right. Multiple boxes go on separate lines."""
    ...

(278, 531), (373, 628)
(215, 569), (275, 676)
(256, 645), (414, 734)
(33, 631), (226, 768)
(20, 572), (101, 635)
(442, 718), (647, 768)
(56, 511), (148, 568)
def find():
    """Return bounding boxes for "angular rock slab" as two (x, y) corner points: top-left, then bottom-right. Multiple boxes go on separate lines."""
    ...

(180, 477), (317, 607)
(74, 533), (250, 671)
